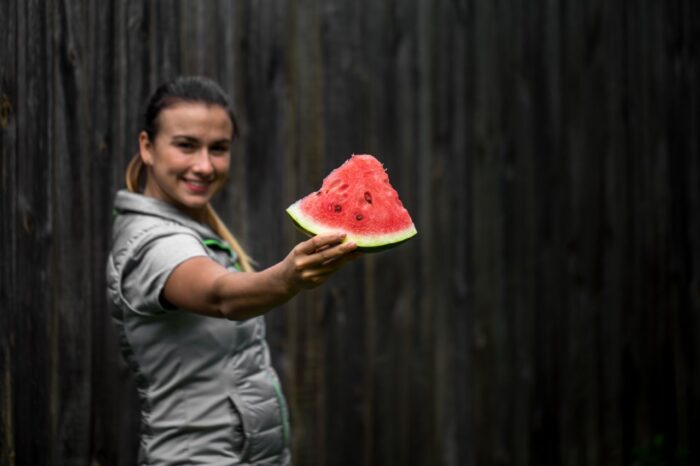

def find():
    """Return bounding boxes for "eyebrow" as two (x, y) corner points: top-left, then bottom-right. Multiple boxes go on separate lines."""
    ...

(171, 135), (231, 145)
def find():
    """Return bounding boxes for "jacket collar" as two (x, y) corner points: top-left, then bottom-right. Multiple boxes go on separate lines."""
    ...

(113, 189), (219, 240)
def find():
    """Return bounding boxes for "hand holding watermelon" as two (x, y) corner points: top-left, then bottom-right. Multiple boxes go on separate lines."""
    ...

(279, 232), (360, 290)
(287, 154), (417, 252)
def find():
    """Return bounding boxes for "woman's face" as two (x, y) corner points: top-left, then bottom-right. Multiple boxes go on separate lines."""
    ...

(140, 102), (233, 219)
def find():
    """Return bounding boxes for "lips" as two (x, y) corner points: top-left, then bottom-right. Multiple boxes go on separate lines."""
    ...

(182, 178), (212, 194)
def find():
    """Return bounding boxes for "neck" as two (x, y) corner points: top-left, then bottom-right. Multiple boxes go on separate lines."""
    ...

(142, 183), (208, 224)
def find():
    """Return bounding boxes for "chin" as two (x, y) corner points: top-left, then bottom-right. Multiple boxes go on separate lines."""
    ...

(181, 197), (211, 210)
(168, 190), (208, 209)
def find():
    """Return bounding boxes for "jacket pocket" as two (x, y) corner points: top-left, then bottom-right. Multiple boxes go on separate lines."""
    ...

(227, 393), (250, 460)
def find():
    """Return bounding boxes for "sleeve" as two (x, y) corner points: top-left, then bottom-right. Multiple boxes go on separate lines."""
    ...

(120, 232), (208, 316)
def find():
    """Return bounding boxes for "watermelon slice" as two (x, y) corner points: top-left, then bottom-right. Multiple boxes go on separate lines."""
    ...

(286, 154), (417, 252)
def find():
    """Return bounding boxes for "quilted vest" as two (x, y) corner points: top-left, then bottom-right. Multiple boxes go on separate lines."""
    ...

(106, 190), (291, 465)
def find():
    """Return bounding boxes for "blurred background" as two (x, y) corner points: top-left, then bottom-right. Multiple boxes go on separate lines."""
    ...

(1, 0), (698, 465)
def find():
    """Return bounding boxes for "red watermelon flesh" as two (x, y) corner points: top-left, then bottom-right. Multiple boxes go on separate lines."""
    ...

(286, 154), (417, 251)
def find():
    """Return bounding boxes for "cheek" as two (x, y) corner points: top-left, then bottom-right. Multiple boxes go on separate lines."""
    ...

(158, 153), (190, 176)
(214, 158), (231, 177)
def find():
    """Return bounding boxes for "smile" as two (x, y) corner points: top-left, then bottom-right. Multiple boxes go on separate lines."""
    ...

(182, 178), (212, 193)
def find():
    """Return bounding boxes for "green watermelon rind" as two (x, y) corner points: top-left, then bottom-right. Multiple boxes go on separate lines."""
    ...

(286, 200), (417, 253)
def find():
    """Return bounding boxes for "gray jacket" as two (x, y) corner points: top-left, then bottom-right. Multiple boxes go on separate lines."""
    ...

(106, 190), (291, 465)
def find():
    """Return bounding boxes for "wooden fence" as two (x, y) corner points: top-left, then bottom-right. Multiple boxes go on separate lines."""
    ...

(1, 0), (698, 465)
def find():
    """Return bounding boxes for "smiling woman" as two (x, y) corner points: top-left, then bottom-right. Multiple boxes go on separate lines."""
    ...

(139, 102), (232, 220)
(106, 76), (359, 465)
(122, 78), (253, 270)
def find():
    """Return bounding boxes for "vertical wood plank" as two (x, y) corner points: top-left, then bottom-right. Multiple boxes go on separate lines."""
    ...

(471, 0), (510, 463)
(12, 0), (53, 464)
(89, 0), (142, 463)
(50, 0), (101, 462)
(0, 0), (18, 463)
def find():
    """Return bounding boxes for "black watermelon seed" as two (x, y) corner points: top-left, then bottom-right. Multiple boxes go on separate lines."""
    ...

(334, 204), (342, 212)
(364, 191), (372, 203)
(356, 214), (363, 221)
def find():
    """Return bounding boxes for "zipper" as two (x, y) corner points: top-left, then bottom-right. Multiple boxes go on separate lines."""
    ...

(266, 370), (291, 447)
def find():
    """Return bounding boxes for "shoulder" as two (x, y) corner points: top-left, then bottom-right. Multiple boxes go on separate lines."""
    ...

(108, 212), (207, 277)
(106, 212), (210, 315)
(113, 212), (198, 252)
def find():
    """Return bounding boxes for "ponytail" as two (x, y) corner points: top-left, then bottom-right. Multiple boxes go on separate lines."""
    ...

(126, 152), (145, 193)
(124, 152), (254, 272)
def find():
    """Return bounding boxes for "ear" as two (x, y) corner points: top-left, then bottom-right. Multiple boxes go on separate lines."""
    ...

(138, 131), (154, 166)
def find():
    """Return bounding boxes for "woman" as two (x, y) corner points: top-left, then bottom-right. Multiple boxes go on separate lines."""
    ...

(106, 76), (358, 465)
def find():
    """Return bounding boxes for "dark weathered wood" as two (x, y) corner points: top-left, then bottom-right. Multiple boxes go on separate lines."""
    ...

(51, 0), (95, 462)
(11, 0), (54, 465)
(0, 0), (18, 464)
(0, 0), (698, 465)
(90, 1), (143, 464)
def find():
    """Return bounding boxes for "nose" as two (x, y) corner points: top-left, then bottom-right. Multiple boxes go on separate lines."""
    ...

(192, 149), (214, 176)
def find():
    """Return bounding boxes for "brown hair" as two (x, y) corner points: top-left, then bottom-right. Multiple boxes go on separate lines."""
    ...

(127, 76), (253, 271)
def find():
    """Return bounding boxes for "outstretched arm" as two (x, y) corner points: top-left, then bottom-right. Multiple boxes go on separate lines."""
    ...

(162, 233), (359, 320)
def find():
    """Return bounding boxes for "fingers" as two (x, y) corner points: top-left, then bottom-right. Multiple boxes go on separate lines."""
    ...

(313, 250), (362, 274)
(287, 234), (361, 290)
(323, 250), (362, 267)
(298, 251), (361, 284)
(298, 233), (347, 254)
(302, 240), (357, 268)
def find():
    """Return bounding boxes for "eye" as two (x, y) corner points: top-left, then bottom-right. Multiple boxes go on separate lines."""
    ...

(209, 144), (230, 155)
(175, 141), (196, 151)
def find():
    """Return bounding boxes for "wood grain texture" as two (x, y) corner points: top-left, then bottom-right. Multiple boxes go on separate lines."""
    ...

(0, 0), (698, 465)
